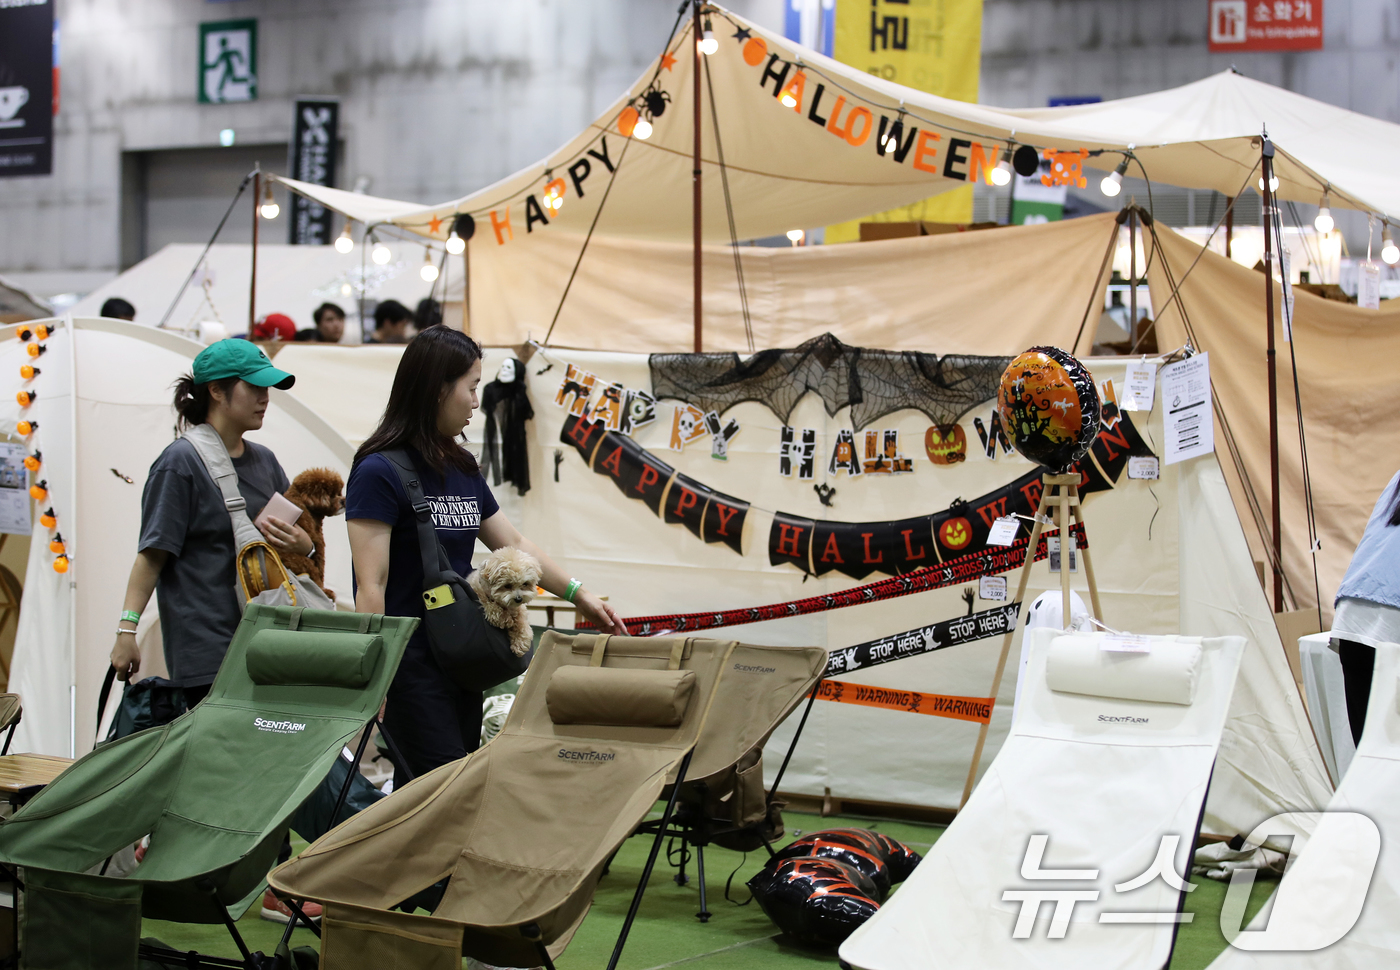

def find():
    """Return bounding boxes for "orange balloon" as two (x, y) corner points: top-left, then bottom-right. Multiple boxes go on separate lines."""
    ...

(742, 36), (768, 66)
(52, 555), (68, 574)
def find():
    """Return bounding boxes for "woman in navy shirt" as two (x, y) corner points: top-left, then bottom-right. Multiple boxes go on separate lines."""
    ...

(347, 328), (623, 784)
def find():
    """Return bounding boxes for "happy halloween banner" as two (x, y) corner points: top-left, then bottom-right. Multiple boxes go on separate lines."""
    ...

(562, 404), (1149, 578)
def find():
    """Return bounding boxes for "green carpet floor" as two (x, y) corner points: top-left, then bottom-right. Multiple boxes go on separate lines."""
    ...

(143, 810), (1274, 969)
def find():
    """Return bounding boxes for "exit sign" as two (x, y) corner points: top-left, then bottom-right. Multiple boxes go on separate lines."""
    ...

(1209, 0), (1323, 51)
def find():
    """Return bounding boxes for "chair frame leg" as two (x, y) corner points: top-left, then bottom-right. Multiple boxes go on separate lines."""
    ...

(521, 923), (558, 970)
(328, 721), (377, 826)
(607, 750), (693, 970)
(766, 678), (821, 805)
(694, 839), (711, 923)
(374, 718), (415, 784)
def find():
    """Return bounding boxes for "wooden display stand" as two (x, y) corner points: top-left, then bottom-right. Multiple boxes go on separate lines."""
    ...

(958, 472), (1103, 808)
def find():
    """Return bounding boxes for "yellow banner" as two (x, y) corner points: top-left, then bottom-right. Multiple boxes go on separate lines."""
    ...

(826, 0), (984, 241)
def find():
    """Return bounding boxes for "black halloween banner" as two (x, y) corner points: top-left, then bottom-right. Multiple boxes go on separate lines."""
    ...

(564, 414), (750, 554)
(563, 407), (1149, 571)
(824, 603), (1021, 678)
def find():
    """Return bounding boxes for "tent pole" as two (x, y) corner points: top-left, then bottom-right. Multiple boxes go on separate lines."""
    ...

(1224, 195), (1234, 263)
(1128, 206), (1138, 347)
(250, 164), (260, 334)
(462, 237), (471, 334)
(1261, 139), (1283, 612)
(691, 0), (703, 353)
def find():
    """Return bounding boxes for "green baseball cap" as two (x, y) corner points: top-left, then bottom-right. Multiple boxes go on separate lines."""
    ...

(193, 339), (295, 390)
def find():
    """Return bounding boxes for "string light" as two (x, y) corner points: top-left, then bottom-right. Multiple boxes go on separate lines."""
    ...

(39, 508), (56, 529)
(29, 479), (47, 501)
(633, 118), (653, 140)
(48, 534), (64, 555)
(420, 248), (440, 282)
(1314, 193), (1333, 234)
(23, 452), (40, 472)
(990, 144), (1013, 186)
(1100, 156), (1130, 197)
(786, 229), (805, 246)
(259, 180), (279, 220)
(20, 364), (39, 380)
(371, 236), (392, 265)
(16, 420), (36, 436)
(543, 176), (566, 212)
(334, 219), (354, 254)
(880, 109), (906, 152)
(446, 227), (466, 255)
(16, 390), (34, 407)
(1258, 174), (1280, 193)
(52, 555), (68, 574)
(1383, 224), (1399, 266)
(699, 17), (718, 55)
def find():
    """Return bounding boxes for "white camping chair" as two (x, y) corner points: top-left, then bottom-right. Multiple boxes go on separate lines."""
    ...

(1202, 641), (1400, 968)
(841, 628), (1246, 970)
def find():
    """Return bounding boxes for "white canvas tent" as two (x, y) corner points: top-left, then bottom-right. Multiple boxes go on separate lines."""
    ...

(275, 3), (1400, 252)
(0, 318), (355, 757)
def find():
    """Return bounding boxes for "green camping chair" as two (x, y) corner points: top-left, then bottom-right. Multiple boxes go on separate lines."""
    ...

(0, 604), (416, 970)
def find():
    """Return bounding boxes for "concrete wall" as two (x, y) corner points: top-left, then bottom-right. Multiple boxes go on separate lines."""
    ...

(3, 0), (1394, 287)
(0, 0), (784, 291)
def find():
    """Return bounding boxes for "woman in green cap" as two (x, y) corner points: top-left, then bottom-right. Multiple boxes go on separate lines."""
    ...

(108, 340), (313, 699)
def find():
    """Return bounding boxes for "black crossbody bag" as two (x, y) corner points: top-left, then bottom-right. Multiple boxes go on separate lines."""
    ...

(382, 450), (531, 692)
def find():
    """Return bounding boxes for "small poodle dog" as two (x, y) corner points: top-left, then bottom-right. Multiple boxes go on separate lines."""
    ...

(279, 467), (345, 597)
(468, 546), (542, 658)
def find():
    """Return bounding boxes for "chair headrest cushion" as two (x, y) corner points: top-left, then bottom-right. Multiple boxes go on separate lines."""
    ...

(546, 666), (697, 727)
(1046, 635), (1202, 706)
(246, 630), (384, 688)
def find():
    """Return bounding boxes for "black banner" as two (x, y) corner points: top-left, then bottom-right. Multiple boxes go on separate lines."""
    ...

(0, 1), (54, 177)
(288, 99), (339, 244)
(768, 511), (814, 571)
(701, 489), (748, 554)
(663, 472), (709, 538)
(824, 603), (1021, 678)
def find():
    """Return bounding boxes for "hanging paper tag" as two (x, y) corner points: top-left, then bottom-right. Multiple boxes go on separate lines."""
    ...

(1127, 456), (1160, 480)
(979, 575), (1007, 601)
(1047, 534), (1077, 573)
(1101, 635), (1152, 653)
(986, 516), (1019, 547)
(1160, 352), (1213, 465)
(1359, 262), (1381, 311)
(1121, 360), (1157, 412)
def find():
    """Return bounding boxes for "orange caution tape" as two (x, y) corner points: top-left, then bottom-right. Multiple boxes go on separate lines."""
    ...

(813, 679), (993, 724)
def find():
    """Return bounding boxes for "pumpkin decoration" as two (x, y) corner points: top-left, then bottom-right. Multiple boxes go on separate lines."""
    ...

(997, 346), (1100, 473)
(742, 36), (768, 66)
(939, 516), (972, 551)
(924, 424), (966, 465)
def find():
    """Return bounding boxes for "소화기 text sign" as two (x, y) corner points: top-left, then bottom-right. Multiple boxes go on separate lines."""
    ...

(1208, 0), (1322, 52)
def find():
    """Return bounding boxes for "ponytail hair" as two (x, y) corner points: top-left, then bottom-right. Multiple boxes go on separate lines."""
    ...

(172, 374), (239, 429)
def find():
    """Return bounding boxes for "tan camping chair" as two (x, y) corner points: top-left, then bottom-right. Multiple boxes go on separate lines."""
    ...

(0, 694), (19, 755)
(269, 631), (737, 970)
(632, 642), (827, 921)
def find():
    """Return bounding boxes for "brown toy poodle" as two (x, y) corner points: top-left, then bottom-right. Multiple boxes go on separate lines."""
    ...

(280, 467), (344, 598)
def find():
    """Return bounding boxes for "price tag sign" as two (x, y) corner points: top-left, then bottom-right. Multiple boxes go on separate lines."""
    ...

(1047, 534), (1077, 573)
(1127, 456), (1160, 480)
(1101, 635), (1152, 653)
(979, 575), (1007, 601)
(1121, 360), (1157, 412)
(986, 516), (1019, 547)
(1359, 262), (1381, 311)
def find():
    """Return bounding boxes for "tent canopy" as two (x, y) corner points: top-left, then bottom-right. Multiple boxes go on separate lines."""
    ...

(274, 4), (1400, 249)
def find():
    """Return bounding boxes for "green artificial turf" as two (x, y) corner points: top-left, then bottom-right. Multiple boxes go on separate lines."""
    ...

(142, 811), (1274, 970)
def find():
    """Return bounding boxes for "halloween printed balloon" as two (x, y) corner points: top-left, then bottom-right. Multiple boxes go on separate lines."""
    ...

(997, 347), (1100, 473)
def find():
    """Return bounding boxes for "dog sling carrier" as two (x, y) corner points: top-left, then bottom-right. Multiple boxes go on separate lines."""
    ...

(184, 423), (336, 612)
(380, 449), (528, 691)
